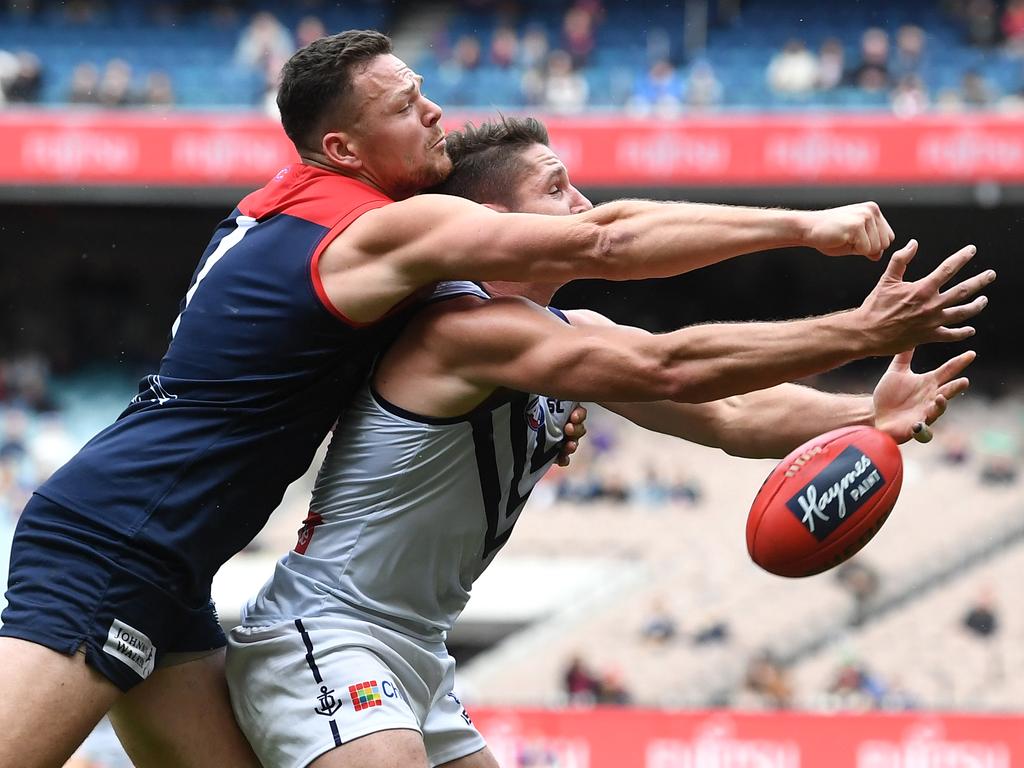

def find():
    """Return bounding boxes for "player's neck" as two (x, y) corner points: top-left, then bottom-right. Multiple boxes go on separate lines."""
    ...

(483, 281), (561, 305)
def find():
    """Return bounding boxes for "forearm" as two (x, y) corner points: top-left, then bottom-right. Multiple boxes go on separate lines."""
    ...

(649, 311), (875, 404)
(608, 385), (874, 460)
(582, 200), (808, 280)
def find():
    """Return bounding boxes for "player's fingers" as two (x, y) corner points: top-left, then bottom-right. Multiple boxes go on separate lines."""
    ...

(884, 239), (918, 280)
(922, 244), (976, 291)
(557, 440), (579, 466)
(568, 404), (588, 423)
(864, 215), (882, 260)
(878, 209), (896, 251)
(937, 376), (971, 402)
(938, 269), (996, 307)
(940, 296), (988, 326)
(889, 349), (915, 372)
(933, 350), (976, 383)
(912, 422), (934, 443)
(932, 326), (976, 343)
(925, 394), (948, 425)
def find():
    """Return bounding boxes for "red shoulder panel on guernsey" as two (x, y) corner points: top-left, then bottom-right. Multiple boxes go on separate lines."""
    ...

(237, 163), (392, 227)
(238, 163), (396, 327)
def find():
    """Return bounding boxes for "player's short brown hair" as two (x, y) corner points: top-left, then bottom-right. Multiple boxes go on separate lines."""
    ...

(431, 116), (550, 208)
(277, 29), (392, 151)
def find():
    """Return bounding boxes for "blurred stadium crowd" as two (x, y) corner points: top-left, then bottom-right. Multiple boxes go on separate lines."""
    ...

(5, 0), (1024, 114)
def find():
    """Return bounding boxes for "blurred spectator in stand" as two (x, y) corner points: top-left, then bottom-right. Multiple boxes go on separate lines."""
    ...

(596, 468), (629, 503)
(892, 24), (928, 79)
(97, 58), (136, 107)
(979, 454), (1017, 483)
(846, 27), (891, 92)
(140, 71), (174, 108)
(828, 658), (887, 709)
(4, 355), (56, 413)
(490, 26), (519, 69)
(934, 87), (966, 112)
(30, 413), (76, 480)
(541, 49), (589, 113)
(962, 586), (998, 638)
(960, 68), (995, 108)
(640, 598), (678, 643)
(891, 74), (929, 117)
(1003, 0), (1024, 54)
(744, 650), (793, 709)
(835, 559), (880, 624)
(67, 62), (100, 105)
(563, 655), (599, 705)
(295, 15), (326, 50)
(0, 410), (28, 463)
(562, 5), (596, 67)
(440, 34), (482, 106)
(692, 613), (730, 645)
(628, 58), (684, 116)
(595, 667), (631, 706)
(963, 0), (1000, 48)
(234, 11), (294, 72)
(262, 53), (288, 117)
(520, 24), (550, 70)
(0, 51), (42, 104)
(685, 60), (723, 110)
(766, 38), (819, 96)
(939, 429), (971, 464)
(632, 466), (670, 507)
(817, 38), (845, 90)
(669, 468), (702, 505)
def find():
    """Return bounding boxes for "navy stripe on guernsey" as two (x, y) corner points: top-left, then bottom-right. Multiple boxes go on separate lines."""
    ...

(370, 302), (571, 561)
(296, 619), (343, 748)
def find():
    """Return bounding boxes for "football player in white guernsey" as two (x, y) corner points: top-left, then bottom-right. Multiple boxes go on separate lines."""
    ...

(225, 118), (984, 768)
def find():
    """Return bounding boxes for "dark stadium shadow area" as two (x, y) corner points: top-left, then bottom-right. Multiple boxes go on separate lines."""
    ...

(0, 201), (1019, 389)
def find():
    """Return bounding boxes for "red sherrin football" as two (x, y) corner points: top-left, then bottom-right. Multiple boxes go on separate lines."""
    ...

(746, 426), (903, 578)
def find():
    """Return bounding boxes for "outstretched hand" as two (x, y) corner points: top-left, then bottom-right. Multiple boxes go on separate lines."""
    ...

(873, 348), (975, 444)
(857, 239), (995, 355)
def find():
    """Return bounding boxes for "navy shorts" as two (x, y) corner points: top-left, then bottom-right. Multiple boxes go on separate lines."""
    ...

(0, 494), (226, 691)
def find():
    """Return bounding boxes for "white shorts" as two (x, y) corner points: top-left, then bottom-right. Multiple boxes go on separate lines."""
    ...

(225, 616), (485, 768)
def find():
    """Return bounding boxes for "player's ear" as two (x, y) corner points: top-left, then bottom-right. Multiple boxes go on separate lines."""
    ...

(481, 202), (510, 213)
(323, 131), (361, 172)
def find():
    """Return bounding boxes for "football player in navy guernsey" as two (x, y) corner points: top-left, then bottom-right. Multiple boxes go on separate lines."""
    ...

(223, 116), (988, 768)
(0, 28), (991, 767)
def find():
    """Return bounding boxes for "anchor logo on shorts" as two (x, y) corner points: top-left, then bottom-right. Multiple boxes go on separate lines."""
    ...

(314, 685), (342, 717)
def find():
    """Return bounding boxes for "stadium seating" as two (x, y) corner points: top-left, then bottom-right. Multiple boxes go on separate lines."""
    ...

(1, 0), (1022, 111)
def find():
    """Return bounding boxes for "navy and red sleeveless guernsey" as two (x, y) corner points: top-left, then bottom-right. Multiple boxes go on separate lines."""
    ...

(0, 164), (427, 689)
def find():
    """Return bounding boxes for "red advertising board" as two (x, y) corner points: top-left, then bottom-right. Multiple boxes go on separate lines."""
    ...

(5, 111), (1024, 189)
(470, 708), (1024, 768)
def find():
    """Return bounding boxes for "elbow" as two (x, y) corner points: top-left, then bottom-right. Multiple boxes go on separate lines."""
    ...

(578, 220), (629, 281)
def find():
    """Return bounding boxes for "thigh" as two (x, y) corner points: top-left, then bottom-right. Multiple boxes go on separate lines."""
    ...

(0, 637), (121, 768)
(308, 729), (429, 768)
(109, 648), (261, 768)
(438, 746), (501, 768)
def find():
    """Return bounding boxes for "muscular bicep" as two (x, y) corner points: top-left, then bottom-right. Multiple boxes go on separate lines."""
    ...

(436, 298), (679, 403)
(320, 195), (608, 322)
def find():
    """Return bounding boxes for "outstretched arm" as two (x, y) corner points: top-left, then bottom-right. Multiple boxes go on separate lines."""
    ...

(323, 194), (895, 322)
(607, 349), (973, 459)
(393, 241), (988, 416)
